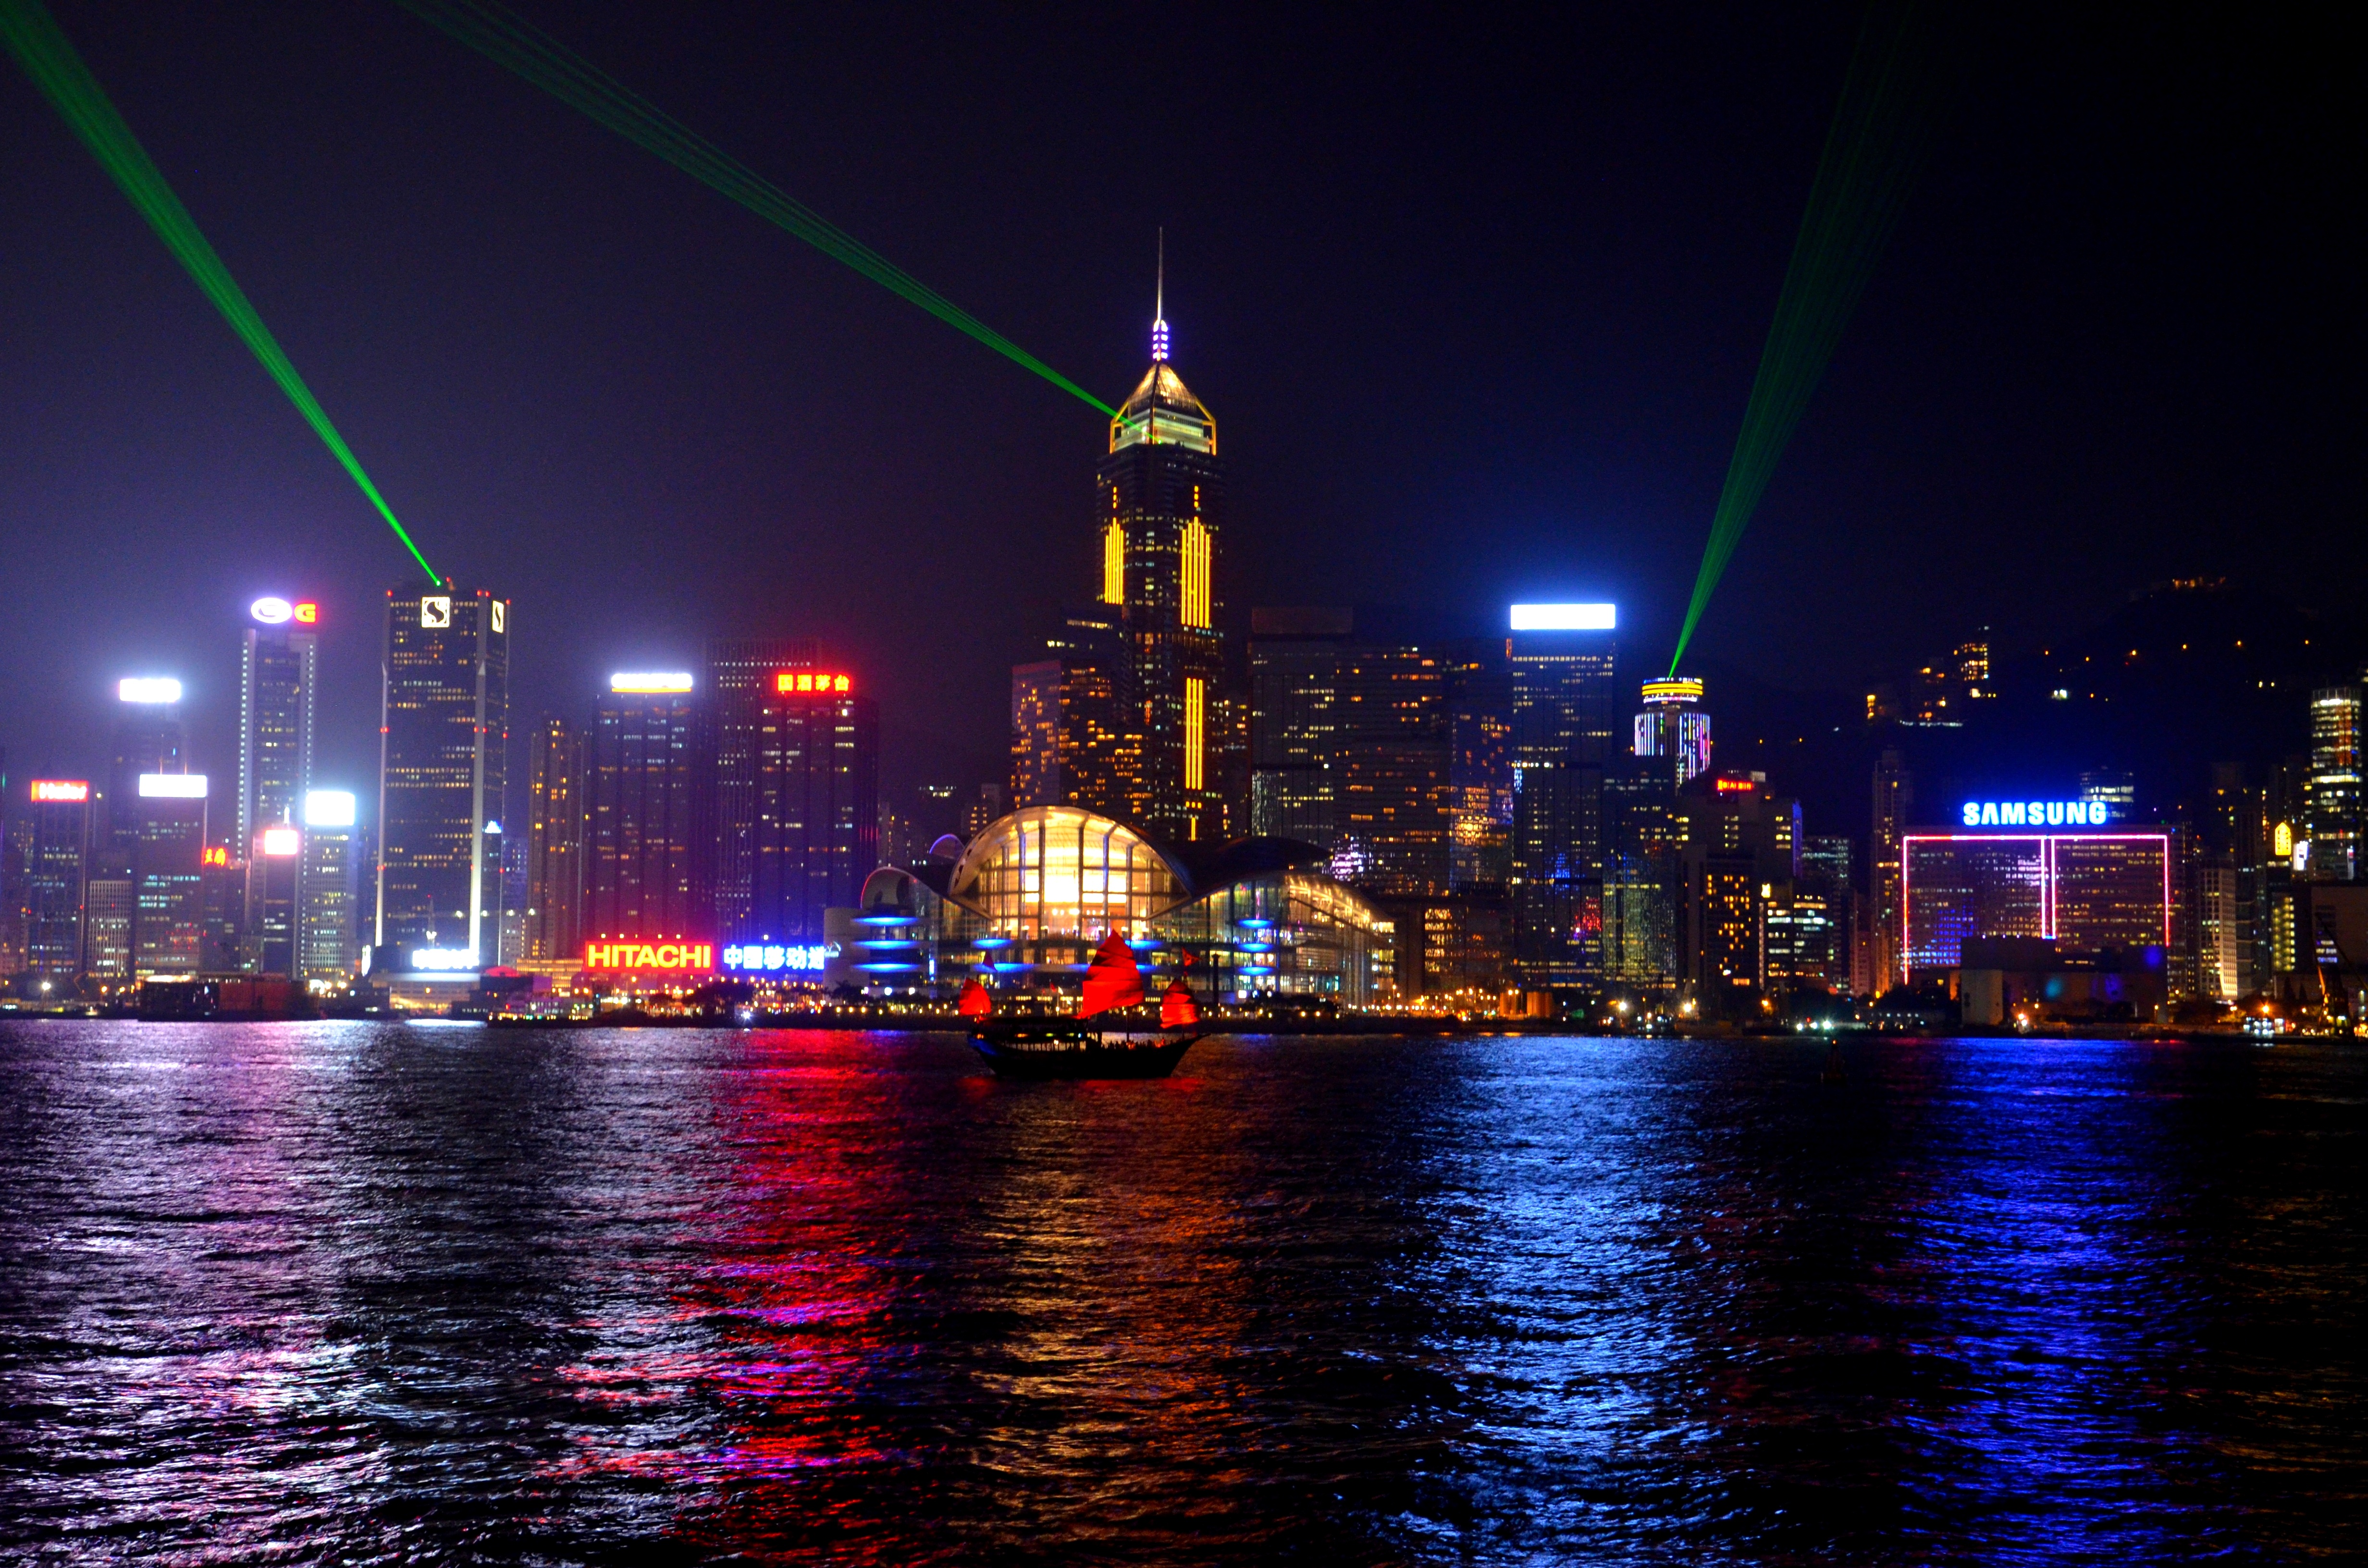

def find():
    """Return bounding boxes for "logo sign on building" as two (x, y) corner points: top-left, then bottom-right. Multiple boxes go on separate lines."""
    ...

(30, 779), (90, 803)
(1509, 603), (1616, 631)
(1960, 800), (2112, 827)
(610, 672), (695, 693)
(304, 790), (357, 828)
(250, 597), (320, 625)
(259, 827), (302, 857)
(410, 947), (479, 971)
(201, 845), (230, 868)
(583, 941), (715, 972)
(775, 672), (853, 695)
(137, 773), (207, 799)
(721, 942), (839, 974)
(118, 677), (182, 704)
(490, 600), (506, 633)
(420, 596), (452, 628)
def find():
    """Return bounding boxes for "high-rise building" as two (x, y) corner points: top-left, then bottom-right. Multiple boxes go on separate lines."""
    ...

(2305, 684), (2361, 881)
(237, 595), (319, 849)
(104, 678), (186, 858)
(1447, 649), (1515, 892)
(21, 779), (92, 982)
(374, 584), (511, 970)
(132, 772), (207, 978)
(1870, 747), (1912, 991)
(707, 638), (816, 940)
(522, 716), (585, 967)
(1633, 676), (1711, 791)
(587, 674), (711, 948)
(300, 790), (359, 983)
(740, 666), (878, 944)
(1248, 607), (1354, 851)
(244, 821), (304, 978)
(1508, 606), (1621, 989)
(1098, 292), (1236, 843)
(1010, 607), (1140, 821)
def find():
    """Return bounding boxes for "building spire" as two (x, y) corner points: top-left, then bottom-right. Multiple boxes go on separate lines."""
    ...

(1151, 228), (1169, 362)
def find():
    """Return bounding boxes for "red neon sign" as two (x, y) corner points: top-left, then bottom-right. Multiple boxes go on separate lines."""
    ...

(295, 601), (318, 624)
(775, 672), (852, 695)
(201, 845), (230, 867)
(583, 941), (715, 971)
(30, 779), (89, 803)
(1714, 777), (1755, 793)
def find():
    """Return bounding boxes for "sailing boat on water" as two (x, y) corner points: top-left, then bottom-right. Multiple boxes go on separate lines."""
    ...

(968, 931), (1205, 1079)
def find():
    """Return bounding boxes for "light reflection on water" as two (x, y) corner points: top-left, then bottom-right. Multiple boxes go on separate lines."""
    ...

(0, 1022), (2358, 1563)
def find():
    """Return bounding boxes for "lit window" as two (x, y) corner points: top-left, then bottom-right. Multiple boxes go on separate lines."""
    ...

(1103, 521), (1125, 605)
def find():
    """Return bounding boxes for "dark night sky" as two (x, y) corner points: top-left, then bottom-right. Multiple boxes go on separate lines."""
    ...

(1, 2), (2357, 813)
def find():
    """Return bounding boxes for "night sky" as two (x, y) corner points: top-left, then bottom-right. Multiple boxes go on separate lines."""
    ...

(1, 1), (2356, 809)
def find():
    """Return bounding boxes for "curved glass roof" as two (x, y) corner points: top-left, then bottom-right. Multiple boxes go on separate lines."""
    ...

(946, 806), (1190, 942)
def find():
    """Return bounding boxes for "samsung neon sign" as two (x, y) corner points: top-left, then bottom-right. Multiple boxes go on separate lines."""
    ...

(1961, 800), (2111, 827)
(721, 942), (839, 974)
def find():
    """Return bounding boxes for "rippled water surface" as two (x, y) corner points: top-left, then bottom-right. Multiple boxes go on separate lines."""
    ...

(1, 1023), (2361, 1563)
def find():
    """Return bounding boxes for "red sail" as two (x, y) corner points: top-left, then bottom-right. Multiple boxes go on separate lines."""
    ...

(1080, 930), (1145, 1017)
(1160, 974), (1200, 1029)
(957, 978), (992, 1019)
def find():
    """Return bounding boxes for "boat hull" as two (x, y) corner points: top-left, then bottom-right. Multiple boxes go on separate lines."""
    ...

(970, 1024), (1198, 1080)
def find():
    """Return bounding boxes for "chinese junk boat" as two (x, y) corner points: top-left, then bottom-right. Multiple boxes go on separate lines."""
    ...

(967, 931), (1204, 1080)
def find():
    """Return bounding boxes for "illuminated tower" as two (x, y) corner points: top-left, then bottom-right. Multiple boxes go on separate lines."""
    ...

(237, 595), (319, 849)
(2305, 683), (2361, 880)
(1096, 253), (1235, 842)
(1507, 607), (1623, 987)
(374, 584), (511, 970)
(1632, 677), (1711, 791)
(587, 674), (711, 947)
(522, 716), (586, 967)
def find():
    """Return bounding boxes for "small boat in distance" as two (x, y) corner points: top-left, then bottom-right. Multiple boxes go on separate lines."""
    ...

(969, 932), (1205, 1080)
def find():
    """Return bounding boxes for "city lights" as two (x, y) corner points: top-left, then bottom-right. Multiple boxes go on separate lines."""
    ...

(136, 773), (206, 798)
(583, 941), (715, 971)
(1509, 603), (1616, 631)
(118, 677), (182, 703)
(723, 943), (839, 973)
(610, 672), (694, 693)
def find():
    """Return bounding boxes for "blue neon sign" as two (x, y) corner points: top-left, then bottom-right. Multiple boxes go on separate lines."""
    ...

(721, 942), (840, 974)
(1960, 800), (2110, 827)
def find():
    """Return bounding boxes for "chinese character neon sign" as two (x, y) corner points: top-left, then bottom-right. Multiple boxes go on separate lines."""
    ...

(775, 672), (852, 695)
(721, 942), (839, 973)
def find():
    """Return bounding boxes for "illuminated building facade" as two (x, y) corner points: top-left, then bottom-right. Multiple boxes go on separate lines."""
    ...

(1901, 828), (2172, 975)
(1869, 748), (1912, 991)
(1333, 643), (1452, 895)
(1673, 771), (1801, 1011)
(1010, 608), (1140, 821)
(299, 791), (359, 981)
(1248, 607), (1354, 850)
(856, 804), (1395, 1006)
(103, 679), (185, 861)
(132, 773), (207, 978)
(236, 596), (318, 849)
(2305, 683), (2361, 880)
(21, 780), (91, 981)
(522, 716), (585, 967)
(374, 584), (511, 969)
(1096, 304), (1237, 842)
(1508, 610), (1621, 988)
(738, 669), (878, 945)
(705, 638), (816, 938)
(1632, 676), (1711, 792)
(244, 822), (303, 978)
(587, 676), (711, 946)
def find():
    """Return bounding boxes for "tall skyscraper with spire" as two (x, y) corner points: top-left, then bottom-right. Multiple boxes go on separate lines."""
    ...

(1094, 241), (1239, 842)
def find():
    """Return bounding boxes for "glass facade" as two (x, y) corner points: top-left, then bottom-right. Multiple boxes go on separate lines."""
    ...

(237, 621), (316, 849)
(1903, 831), (2170, 972)
(375, 585), (510, 966)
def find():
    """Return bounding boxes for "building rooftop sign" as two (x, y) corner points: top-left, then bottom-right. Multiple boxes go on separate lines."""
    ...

(1510, 603), (1616, 631)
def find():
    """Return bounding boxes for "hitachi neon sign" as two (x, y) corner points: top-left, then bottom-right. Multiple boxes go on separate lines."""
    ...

(775, 672), (852, 694)
(1961, 800), (2111, 827)
(583, 941), (715, 971)
(31, 780), (89, 803)
(721, 942), (839, 973)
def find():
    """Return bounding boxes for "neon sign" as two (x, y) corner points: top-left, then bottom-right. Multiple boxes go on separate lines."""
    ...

(118, 677), (182, 703)
(419, 596), (451, 628)
(251, 597), (318, 625)
(30, 780), (89, 803)
(410, 947), (479, 971)
(304, 790), (357, 827)
(1509, 603), (1616, 630)
(610, 672), (694, 693)
(583, 941), (715, 971)
(721, 942), (839, 974)
(1960, 800), (2111, 827)
(1714, 777), (1756, 793)
(201, 845), (230, 868)
(1640, 677), (1703, 706)
(775, 672), (853, 695)
(137, 774), (207, 799)
(259, 827), (301, 857)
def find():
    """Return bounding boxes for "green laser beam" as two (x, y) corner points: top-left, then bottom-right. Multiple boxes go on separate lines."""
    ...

(397, 0), (1117, 418)
(1668, 0), (1944, 676)
(0, 0), (441, 583)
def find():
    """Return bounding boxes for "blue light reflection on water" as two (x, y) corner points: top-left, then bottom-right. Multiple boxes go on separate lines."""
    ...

(0, 1023), (2358, 1563)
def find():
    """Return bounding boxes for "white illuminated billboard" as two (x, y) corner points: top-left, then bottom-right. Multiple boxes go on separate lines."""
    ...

(1509, 603), (1616, 631)
(259, 827), (302, 857)
(118, 677), (183, 703)
(137, 773), (207, 799)
(304, 790), (358, 827)
(610, 672), (695, 693)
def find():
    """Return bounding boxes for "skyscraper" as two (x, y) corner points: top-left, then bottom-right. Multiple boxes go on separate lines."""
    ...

(522, 716), (586, 967)
(587, 674), (711, 947)
(1333, 642), (1452, 894)
(741, 667), (877, 944)
(1633, 677), (1712, 791)
(1869, 747), (1913, 992)
(374, 584), (511, 969)
(299, 789), (359, 982)
(2305, 683), (2361, 880)
(21, 779), (91, 983)
(1508, 606), (1621, 989)
(132, 772), (207, 978)
(244, 820), (303, 978)
(237, 595), (318, 849)
(1248, 607), (1353, 851)
(104, 678), (185, 859)
(1096, 285), (1237, 842)
(1009, 607), (1140, 821)
(707, 637), (816, 939)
